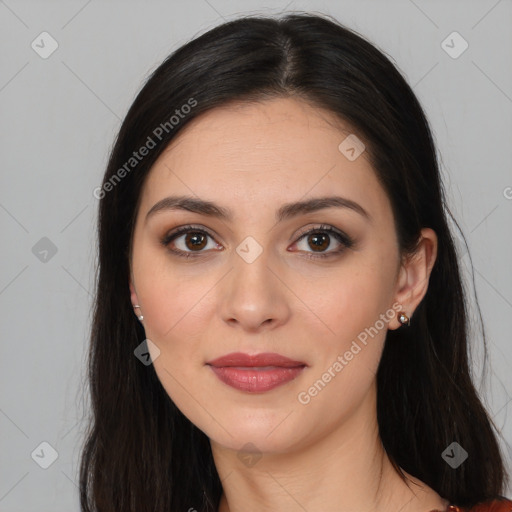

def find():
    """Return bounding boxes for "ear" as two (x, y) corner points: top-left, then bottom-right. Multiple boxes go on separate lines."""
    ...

(129, 278), (140, 308)
(390, 227), (438, 330)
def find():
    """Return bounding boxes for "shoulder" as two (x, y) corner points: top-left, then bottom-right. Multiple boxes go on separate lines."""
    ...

(454, 497), (512, 512)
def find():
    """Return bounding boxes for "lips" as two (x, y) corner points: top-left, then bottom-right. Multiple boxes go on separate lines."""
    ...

(206, 352), (307, 393)
(207, 352), (307, 368)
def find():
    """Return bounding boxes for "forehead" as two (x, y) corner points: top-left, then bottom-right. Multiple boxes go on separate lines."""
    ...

(139, 97), (390, 222)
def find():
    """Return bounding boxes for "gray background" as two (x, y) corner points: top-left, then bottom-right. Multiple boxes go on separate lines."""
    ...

(1, 0), (511, 510)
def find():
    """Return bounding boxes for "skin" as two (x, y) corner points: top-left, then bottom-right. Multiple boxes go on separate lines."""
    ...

(129, 97), (445, 512)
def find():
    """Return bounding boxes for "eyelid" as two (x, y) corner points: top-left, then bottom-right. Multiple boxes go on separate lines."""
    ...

(294, 223), (352, 244)
(160, 224), (220, 255)
(291, 224), (354, 259)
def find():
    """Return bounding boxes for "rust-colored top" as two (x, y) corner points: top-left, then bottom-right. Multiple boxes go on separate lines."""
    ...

(431, 498), (512, 512)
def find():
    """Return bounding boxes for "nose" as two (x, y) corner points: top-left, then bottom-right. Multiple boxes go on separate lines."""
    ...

(218, 250), (291, 333)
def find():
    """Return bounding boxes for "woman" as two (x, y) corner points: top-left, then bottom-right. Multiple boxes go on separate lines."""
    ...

(79, 12), (512, 512)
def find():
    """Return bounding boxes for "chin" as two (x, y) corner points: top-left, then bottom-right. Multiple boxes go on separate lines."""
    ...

(205, 415), (307, 455)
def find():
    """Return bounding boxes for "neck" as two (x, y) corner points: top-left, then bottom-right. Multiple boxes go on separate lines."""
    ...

(211, 385), (449, 512)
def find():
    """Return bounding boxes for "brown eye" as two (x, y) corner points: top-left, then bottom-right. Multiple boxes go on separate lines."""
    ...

(307, 232), (330, 252)
(183, 232), (208, 251)
(293, 224), (354, 259)
(161, 225), (221, 258)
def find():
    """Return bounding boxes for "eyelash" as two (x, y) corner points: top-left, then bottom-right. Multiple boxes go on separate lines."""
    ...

(160, 223), (354, 260)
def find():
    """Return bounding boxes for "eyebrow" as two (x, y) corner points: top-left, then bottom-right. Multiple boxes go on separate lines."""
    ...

(145, 195), (371, 224)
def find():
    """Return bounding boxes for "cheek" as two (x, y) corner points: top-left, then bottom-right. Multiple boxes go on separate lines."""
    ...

(302, 258), (397, 390)
(294, 266), (393, 424)
(138, 274), (213, 352)
(316, 263), (395, 341)
(135, 268), (215, 422)
(132, 240), (215, 341)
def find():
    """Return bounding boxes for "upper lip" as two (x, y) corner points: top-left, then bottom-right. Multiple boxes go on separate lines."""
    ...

(206, 352), (307, 368)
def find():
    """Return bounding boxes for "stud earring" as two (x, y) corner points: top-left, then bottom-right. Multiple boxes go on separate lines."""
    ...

(133, 305), (143, 322)
(398, 311), (410, 327)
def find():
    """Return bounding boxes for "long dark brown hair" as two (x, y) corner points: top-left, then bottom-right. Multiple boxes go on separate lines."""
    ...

(79, 12), (509, 511)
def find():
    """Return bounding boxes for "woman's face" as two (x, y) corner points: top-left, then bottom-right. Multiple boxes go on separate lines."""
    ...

(129, 97), (410, 454)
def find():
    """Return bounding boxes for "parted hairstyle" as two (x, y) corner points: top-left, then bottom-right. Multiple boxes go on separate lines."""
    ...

(79, 11), (509, 512)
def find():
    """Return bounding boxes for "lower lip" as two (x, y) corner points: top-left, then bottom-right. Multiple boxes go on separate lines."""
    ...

(208, 366), (306, 392)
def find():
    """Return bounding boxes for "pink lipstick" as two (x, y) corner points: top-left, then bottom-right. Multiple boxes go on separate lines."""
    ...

(206, 352), (307, 393)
